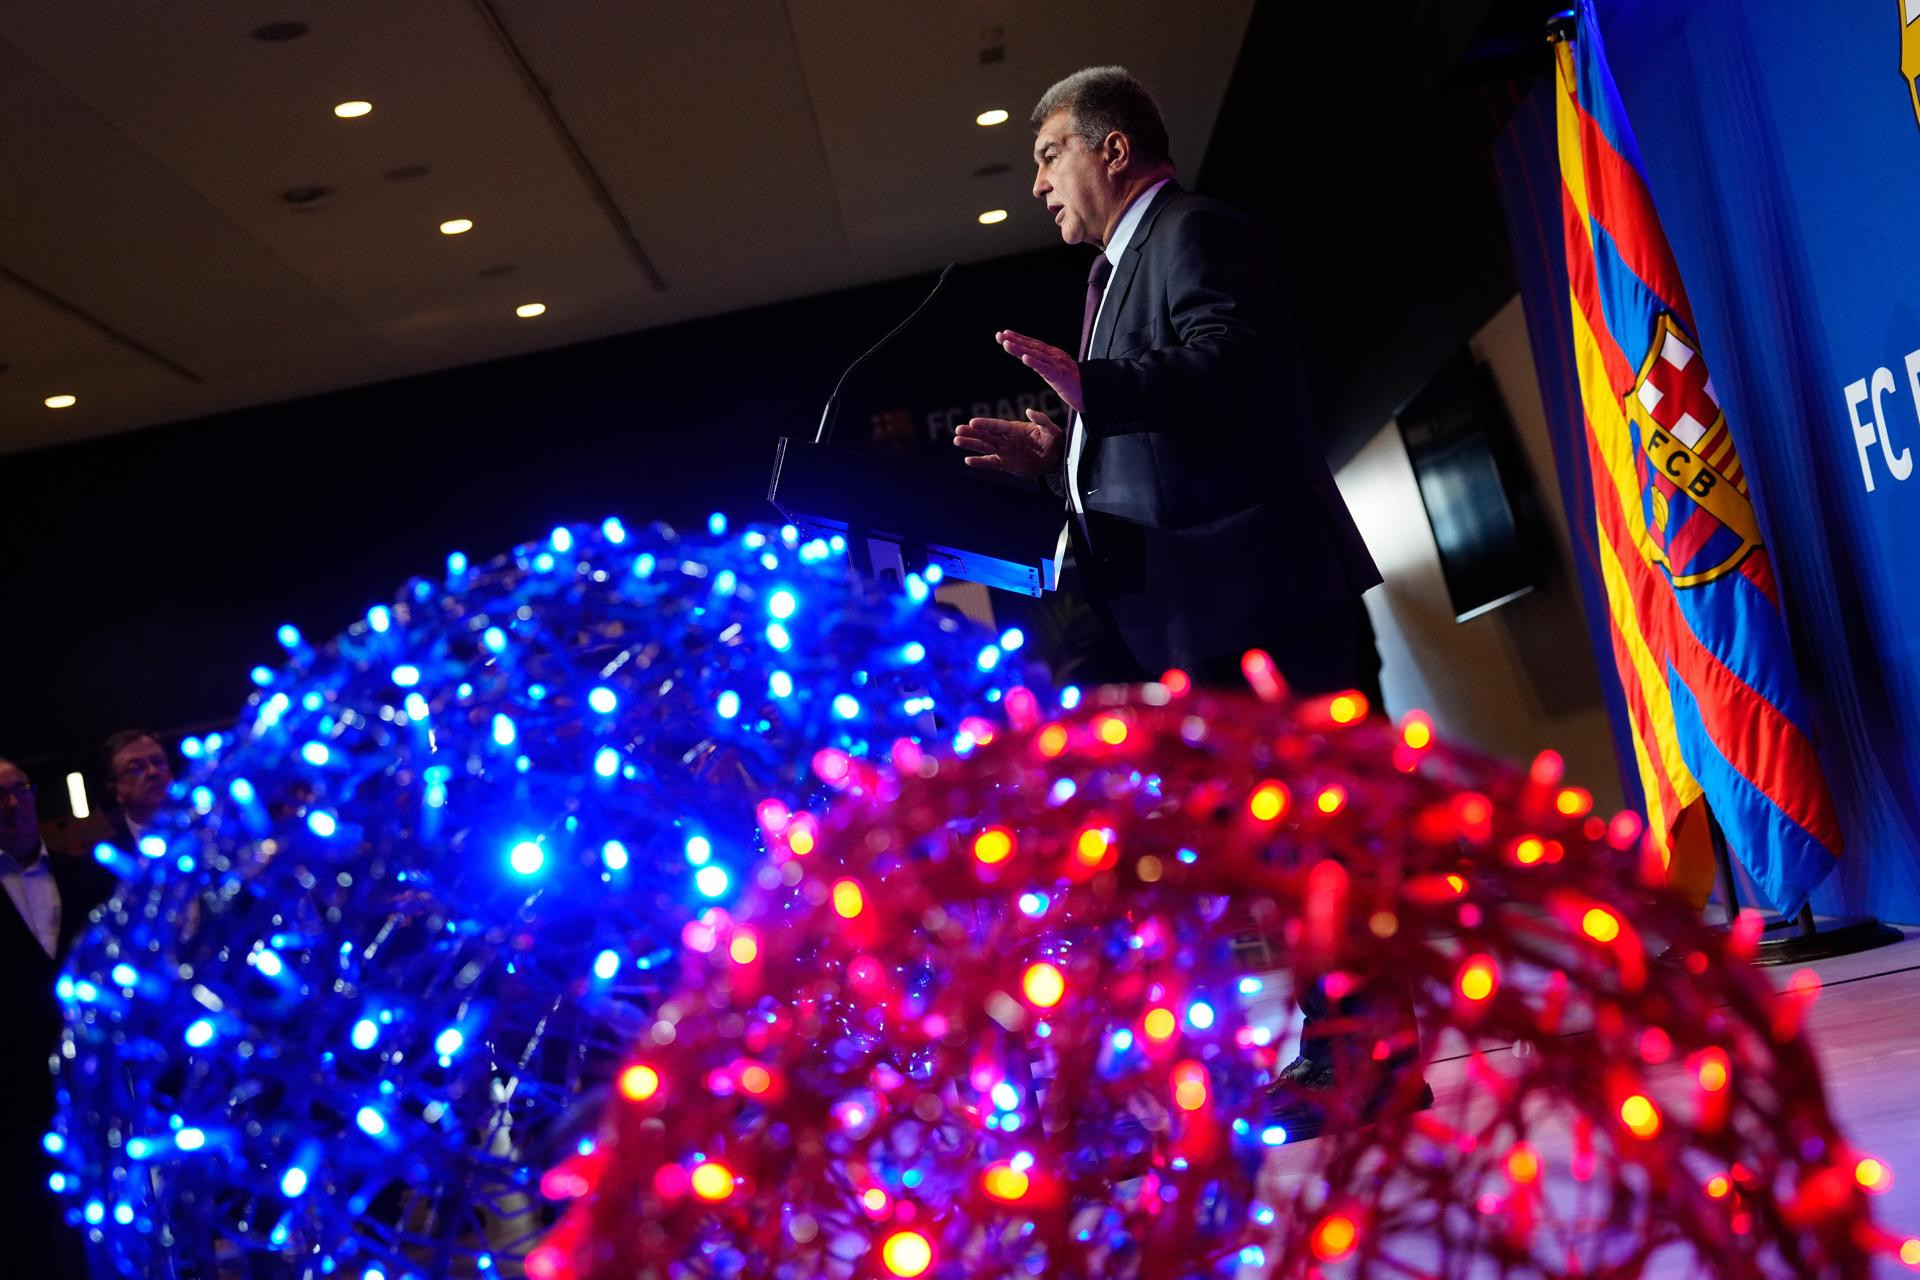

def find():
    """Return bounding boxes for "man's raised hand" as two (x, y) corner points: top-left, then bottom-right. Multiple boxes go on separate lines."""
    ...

(995, 330), (1085, 413)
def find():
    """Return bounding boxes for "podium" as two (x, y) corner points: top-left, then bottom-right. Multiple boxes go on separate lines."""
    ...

(767, 438), (1064, 596)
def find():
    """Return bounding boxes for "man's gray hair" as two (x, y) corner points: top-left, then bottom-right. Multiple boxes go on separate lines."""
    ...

(1030, 66), (1172, 166)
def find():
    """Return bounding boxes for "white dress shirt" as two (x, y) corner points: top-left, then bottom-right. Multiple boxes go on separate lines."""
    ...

(0, 841), (62, 958)
(1058, 177), (1173, 573)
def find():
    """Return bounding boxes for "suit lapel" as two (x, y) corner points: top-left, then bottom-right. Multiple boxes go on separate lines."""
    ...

(1094, 181), (1181, 359)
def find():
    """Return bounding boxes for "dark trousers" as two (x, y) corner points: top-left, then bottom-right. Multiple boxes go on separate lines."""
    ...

(1036, 568), (1406, 1071)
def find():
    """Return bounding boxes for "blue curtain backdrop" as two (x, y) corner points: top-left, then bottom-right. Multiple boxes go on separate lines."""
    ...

(1505, 0), (1920, 922)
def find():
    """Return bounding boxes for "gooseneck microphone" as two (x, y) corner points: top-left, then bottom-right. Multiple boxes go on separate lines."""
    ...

(813, 263), (956, 445)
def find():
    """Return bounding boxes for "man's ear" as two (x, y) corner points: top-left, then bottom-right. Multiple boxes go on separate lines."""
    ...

(1103, 130), (1131, 173)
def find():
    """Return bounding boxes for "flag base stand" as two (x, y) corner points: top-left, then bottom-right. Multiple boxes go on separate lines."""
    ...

(1710, 815), (1903, 966)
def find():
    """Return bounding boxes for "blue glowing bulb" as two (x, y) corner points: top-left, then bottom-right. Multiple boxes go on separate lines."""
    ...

(125, 1137), (153, 1160)
(367, 605), (392, 633)
(1186, 1001), (1216, 1030)
(601, 516), (627, 543)
(924, 564), (944, 583)
(250, 666), (274, 687)
(111, 964), (137, 988)
(175, 1128), (206, 1151)
(714, 569), (737, 595)
(716, 690), (740, 720)
(135, 835), (164, 858)
(280, 1166), (309, 1197)
(708, 512), (728, 535)
(685, 836), (712, 865)
(447, 550), (468, 575)
(767, 589), (797, 619)
(1049, 778), (1078, 803)
(508, 842), (545, 876)
(191, 786), (214, 814)
(832, 694), (860, 719)
(492, 714), (517, 746)
(254, 950), (285, 978)
(1000, 627), (1025, 651)
(587, 686), (617, 714)
(592, 950), (620, 981)
(593, 747), (620, 778)
(84, 1200), (105, 1225)
(180, 737), (204, 759)
(765, 622), (792, 650)
(1238, 976), (1264, 995)
(434, 1028), (464, 1056)
(904, 574), (929, 602)
(482, 627), (507, 654)
(769, 671), (793, 698)
(694, 865), (730, 898)
(350, 1019), (379, 1051)
(550, 526), (573, 553)
(991, 1081), (1020, 1111)
(1060, 685), (1082, 709)
(780, 523), (799, 544)
(307, 810), (338, 837)
(404, 692), (430, 720)
(391, 665), (421, 688)
(277, 624), (302, 649)
(301, 742), (330, 766)
(1111, 1028), (1134, 1052)
(633, 552), (656, 577)
(42, 1132), (63, 1154)
(1018, 891), (1050, 918)
(1260, 1125), (1288, 1147)
(602, 840), (629, 871)
(976, 645), (1001, 671)
(902, 642), (926, 664)
(46, 1172), (64, 1193)
(355, 1107), (388, 1138)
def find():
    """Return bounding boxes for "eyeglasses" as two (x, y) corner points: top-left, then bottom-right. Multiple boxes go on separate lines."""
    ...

(0, 784), (36, 806)
(114, 755), (170, 780)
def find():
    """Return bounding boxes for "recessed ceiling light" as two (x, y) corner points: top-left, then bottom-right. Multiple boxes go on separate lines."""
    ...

(334, 100), (373, 119)
(44, 394), (76, 409)
(976, 109), (1010, 127)
(978, 209), (1009, 225)
(515, 302), (547, 318)
(439, 218), (474, 236)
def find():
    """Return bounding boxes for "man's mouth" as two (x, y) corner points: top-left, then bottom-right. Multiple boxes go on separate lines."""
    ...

(1051, 206), (1065, 224)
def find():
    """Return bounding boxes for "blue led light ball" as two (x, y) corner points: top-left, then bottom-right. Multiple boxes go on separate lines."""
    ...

(56, 516), (1047, 1278)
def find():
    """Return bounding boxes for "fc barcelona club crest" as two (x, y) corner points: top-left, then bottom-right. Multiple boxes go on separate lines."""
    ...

(1622, 314), (1764, 588)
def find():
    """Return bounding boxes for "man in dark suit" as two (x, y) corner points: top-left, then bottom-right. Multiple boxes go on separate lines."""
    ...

(958, 66), (1417, 1138)
(0, 756), (118, 1276)
(97, 728), (173, 853)
(955, 65), (1382, 697)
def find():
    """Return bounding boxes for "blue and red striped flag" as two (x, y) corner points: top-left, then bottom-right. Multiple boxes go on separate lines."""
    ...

(1554, 0), (1840, 913)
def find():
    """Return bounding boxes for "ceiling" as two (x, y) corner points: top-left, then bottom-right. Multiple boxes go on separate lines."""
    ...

(0, 1), (1254, 455)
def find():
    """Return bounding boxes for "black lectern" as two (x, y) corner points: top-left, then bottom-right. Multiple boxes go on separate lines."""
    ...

(767, 439), (1063, 596)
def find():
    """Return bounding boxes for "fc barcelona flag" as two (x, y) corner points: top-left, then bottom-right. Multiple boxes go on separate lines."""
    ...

(1553, 0), (1842, 913)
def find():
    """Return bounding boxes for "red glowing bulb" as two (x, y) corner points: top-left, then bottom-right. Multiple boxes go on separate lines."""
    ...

(1620, 1094), (1661, 1138)
(832, 878), (865, 918)
(983, 1162), (1031, 1201)
(1581, 906), (1621, 943)
(1171, 1059), (1209, 1111)
(1457, 954), (1498, 1004)
(1311, 1213), (1359, 1261)
(1022, 961), (1066, 1008)
(1095, 713), (1129, 745)
(881, 1229), (933, 1277)
(690, 1160), (735, 1201)
(973, 827), (1015, 865)
(1248, 780), (1289, 822)
(618, 1064), (660, 1101)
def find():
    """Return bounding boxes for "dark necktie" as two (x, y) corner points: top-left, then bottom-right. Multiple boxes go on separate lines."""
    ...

(1078, 254), (1114, 361)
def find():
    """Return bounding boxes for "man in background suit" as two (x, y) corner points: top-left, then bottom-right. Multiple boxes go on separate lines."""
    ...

(957, 66), (1415, 1138)
(98, 728), (173, 853)
(0, 756), (118, 1276)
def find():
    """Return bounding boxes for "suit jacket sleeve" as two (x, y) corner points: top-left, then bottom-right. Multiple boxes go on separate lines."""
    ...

(1076, 203), (1278, 438)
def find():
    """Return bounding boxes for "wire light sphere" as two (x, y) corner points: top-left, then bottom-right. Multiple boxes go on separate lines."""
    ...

(542, 673), (1907, 1279)
(55, 515), (1047, 1280)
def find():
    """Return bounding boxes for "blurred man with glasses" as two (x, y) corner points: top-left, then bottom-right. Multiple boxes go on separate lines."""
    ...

(98, 729), (174, 852)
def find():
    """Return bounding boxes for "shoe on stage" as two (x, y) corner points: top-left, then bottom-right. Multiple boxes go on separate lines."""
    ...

(1265, 1053), (1435, 1143)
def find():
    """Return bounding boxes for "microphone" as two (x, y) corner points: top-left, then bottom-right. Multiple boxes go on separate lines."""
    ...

(814, 263), (956, 445)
